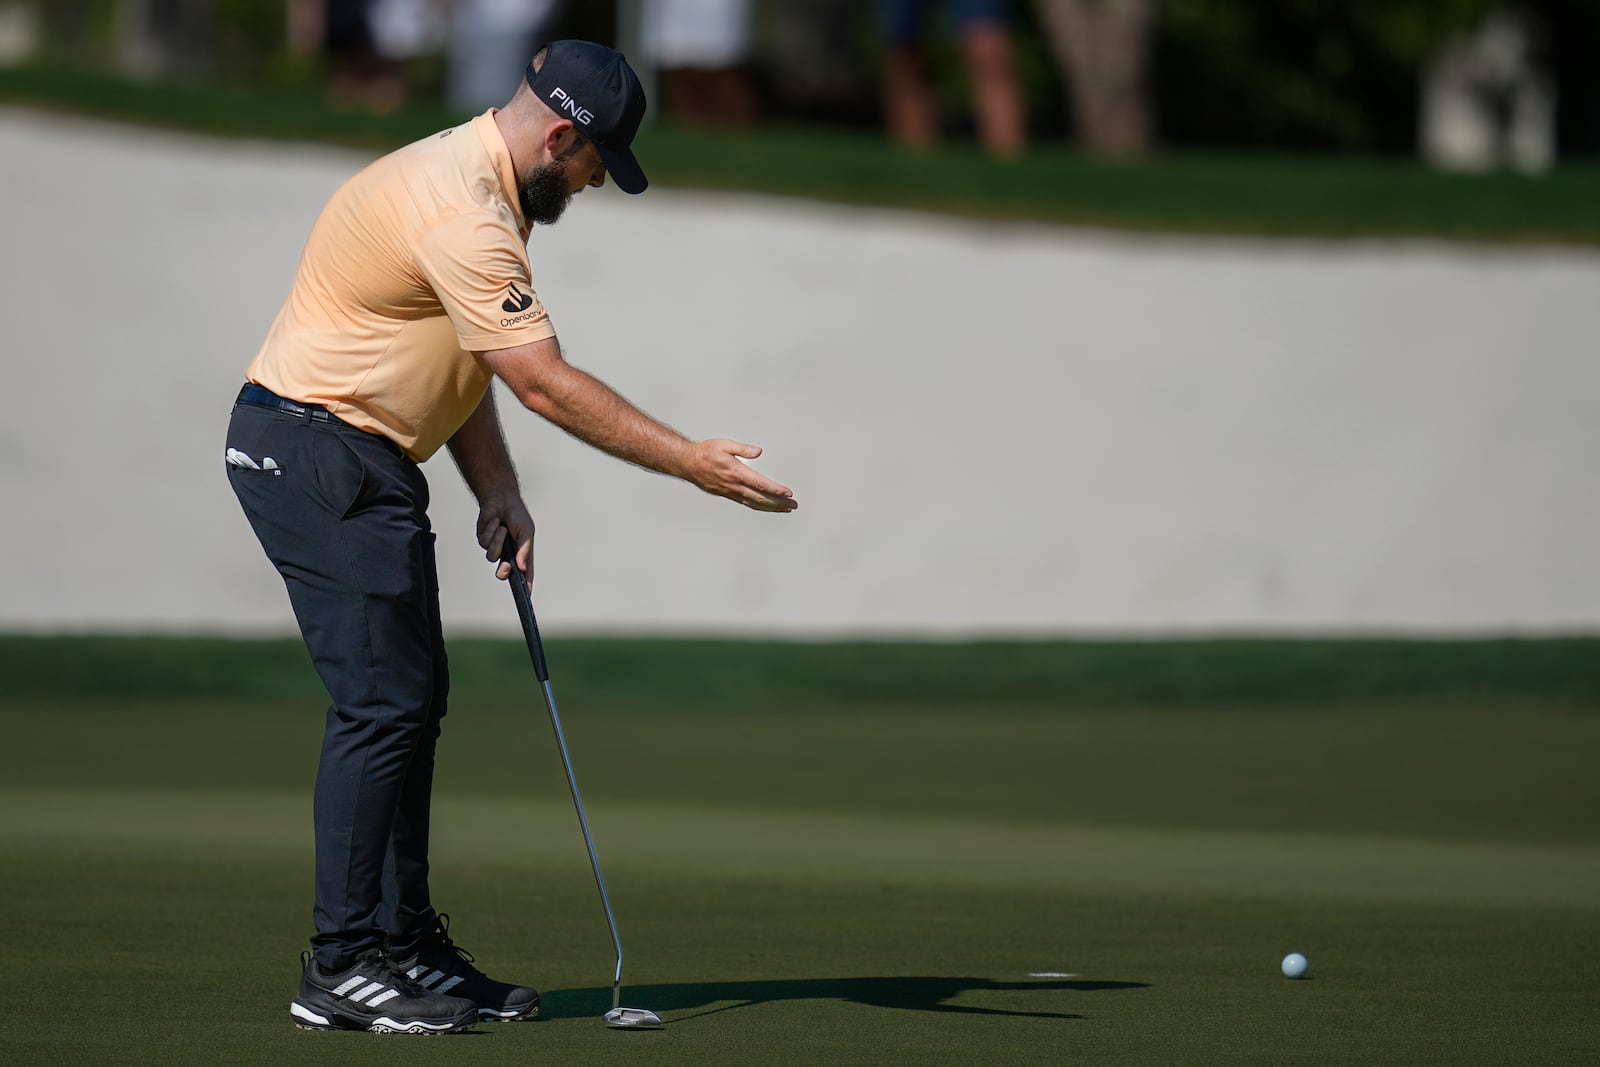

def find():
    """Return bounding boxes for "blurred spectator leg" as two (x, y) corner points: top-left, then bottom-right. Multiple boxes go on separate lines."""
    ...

(369, 0), (446, 104)
(322, 0), (408, 112)
(707, 66), (759, 125)
(958, 15), (1027, 156)
(287, 0), (324, 56)
(883, 46), (941, 149)
(881, 0), (940, 150)
(446, 0), (564, 114)
(644, 0), (758, 127)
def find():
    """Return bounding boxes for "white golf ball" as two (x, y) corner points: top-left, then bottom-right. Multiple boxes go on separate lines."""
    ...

(1281, 952), (1309, 979)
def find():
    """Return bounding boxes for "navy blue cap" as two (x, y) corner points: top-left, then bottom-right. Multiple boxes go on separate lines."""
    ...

(526, 40), (648, 194)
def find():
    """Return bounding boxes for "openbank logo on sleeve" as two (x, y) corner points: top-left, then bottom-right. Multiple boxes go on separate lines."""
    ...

(502, 282), (534, 314)
(498, 281), (546, 327)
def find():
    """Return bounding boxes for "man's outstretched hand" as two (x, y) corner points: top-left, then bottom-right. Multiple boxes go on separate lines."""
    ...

(687, 440), (798, 513)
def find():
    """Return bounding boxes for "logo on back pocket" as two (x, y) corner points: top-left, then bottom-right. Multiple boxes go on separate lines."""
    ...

(502, 282), (534, 314)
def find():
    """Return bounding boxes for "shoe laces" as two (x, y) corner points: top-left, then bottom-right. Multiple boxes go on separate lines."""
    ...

(432, 913), (474, 962)
(428, 913), (483, 972)
(357, 947), (430, 997)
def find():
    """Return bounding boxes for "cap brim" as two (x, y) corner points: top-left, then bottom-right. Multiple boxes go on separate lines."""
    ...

(595, 141), (648, 195)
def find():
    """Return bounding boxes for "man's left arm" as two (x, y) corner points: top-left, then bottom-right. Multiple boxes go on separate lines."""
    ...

(446, 387), (535, 582)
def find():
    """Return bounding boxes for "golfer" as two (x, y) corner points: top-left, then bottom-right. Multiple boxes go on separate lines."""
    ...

(224, 40), (796, 1035)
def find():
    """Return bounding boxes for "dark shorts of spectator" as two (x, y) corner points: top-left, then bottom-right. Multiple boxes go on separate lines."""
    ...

(882, 0), (1013, 45)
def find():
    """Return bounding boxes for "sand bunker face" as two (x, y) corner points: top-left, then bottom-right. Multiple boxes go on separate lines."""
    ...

(3, 109), (1597, 636)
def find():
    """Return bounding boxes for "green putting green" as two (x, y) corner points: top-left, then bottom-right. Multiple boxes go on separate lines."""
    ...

(2, 637), (1597, 1064)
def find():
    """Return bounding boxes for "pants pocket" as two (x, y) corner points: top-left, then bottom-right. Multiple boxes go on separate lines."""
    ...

(312, 432), (372, 519)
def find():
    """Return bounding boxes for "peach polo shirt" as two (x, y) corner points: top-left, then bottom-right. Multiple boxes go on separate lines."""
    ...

(246, 110), (556, 461)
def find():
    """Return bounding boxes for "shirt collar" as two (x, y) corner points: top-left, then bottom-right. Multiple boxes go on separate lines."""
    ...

(472, 109), (526, 233)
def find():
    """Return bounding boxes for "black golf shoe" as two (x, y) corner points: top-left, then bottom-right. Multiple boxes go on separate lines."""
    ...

(290, 948), (479, 1034)
(393, 914), (541, 1022)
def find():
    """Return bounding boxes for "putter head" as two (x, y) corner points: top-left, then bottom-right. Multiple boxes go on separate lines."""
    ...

(604, 1006), (663, 1029)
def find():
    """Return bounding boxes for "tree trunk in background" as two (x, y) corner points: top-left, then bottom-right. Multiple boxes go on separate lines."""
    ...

(1034, 0), (1157, 156)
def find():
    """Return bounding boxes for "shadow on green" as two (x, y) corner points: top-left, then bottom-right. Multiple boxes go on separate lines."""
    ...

(542, 975), (1149, 1022)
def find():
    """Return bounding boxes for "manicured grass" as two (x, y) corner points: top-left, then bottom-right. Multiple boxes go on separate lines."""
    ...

(4, 633), (1597, 709)
(2, 637), (1598, 1064)
(7, 829), (1597, 1066)
(3, 62), (1598, 244)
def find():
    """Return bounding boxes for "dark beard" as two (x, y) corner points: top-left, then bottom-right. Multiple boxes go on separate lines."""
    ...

(519, 160), (575, 226)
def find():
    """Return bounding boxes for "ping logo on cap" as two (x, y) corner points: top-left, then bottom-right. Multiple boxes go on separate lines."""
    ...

(549, 87), (594, 126)
(524, 41), (649, 194)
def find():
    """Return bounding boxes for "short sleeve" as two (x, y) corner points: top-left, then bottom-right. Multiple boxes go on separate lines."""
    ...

(413, 212), (557, 352)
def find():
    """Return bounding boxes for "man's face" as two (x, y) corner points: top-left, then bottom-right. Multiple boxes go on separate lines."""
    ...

(519, 138), (607, 227)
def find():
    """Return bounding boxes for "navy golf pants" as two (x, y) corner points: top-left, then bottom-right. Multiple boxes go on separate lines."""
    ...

(225, 394), (446, 970)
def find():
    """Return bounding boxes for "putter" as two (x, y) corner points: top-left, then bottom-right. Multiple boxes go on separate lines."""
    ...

(499, 545), (663, 1030)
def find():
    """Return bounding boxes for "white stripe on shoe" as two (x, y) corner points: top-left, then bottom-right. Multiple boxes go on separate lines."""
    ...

(435, 976), (465, 994)
(325, 975), (401, 1005)
(350, 982), (388, 1003)
(414, 969), (448, 988)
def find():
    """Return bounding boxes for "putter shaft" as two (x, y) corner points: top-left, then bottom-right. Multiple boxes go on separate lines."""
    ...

(506, 570), (625, 1012)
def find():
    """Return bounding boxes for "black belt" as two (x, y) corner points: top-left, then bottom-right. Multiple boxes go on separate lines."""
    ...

(236, 383), (339, 424)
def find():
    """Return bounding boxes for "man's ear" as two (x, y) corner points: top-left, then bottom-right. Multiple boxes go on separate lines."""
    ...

(542, 119), (578, 158)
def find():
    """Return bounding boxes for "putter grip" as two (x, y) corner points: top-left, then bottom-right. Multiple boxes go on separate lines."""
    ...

(500, 541), (550, 683)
